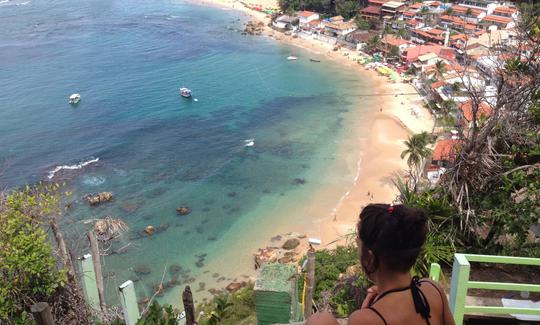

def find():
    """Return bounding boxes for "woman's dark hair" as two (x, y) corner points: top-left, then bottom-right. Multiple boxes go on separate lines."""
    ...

(357, 204), (427, 274)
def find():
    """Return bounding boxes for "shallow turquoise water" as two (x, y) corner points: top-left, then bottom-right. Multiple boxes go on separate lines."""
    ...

(0, 0), (376, 305)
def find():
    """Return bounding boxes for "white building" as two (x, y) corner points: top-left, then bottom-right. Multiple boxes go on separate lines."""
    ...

(297, 11), (320, 27)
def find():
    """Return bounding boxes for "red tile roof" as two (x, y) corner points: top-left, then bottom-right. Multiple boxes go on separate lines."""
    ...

(483, 15), (512, 25)
(407, 19), (421, 27)
(368, 0), (388, 6)
(433, 139), (460, 161)
(441, 15), (465, 25)
(430, 80), (446, 89)
(427, 28), (445, 36)
(459, 101), (492, 122)
(409, 2), (423, 9)
(382, 34), (409, 47)
(405, 45), (436, 59)
(450, 33), (468, 41)
(451, 5), (483, 17)
(361, 5), (382, 15)
(403, 10), (416, 17)
(493, 6), (517, 15)
(298, 10), (317, 17)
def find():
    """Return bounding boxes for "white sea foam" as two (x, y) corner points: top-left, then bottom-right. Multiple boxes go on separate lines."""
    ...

(47, 157), (100, 179)
(331, 158), (362, 216)
(82, 175), (106, 186)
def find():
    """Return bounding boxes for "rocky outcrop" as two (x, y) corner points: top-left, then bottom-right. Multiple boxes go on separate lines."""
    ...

(226, 281), (247, 292)
(176, 206), (190, 215)
(244, 20), (264, 35)
(282, 238), (300, 250)
(254, 232), (307, 269)
(86, 192), (113, 205)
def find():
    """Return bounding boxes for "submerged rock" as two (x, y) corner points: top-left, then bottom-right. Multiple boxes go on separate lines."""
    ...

(134, 265), (152, 275)
(177, 206), (191, 215)
(144, 226), (155, 235)
(226, 281), (247, 292)
(291, 178), (306, 185)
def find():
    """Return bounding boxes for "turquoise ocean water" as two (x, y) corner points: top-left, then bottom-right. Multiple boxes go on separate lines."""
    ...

(0, 0), (377, 305)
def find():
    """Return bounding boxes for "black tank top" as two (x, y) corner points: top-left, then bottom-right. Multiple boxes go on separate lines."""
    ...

(367, 277), (442, 325)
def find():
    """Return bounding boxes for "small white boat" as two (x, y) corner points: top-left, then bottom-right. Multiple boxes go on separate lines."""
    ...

(69, 93), (81, 104)
(244, 138), (255, 147)
(287, 56), (297, 61)
(179, 87), (192, 98)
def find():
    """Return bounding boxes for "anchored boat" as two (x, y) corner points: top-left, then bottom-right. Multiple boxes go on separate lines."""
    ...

(179, 87), (192, 98)
(68, 93), (81, 104)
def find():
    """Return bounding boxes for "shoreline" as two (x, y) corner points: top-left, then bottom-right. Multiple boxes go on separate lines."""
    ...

(189, 0), (434, 246)
(161, 0), (434, 305)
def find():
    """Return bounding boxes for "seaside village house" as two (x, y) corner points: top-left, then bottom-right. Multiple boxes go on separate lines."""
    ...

(427, 138), (460, 184)
(323, 16), (357, 38)
(457, 100), (492, 134)
(272, 15), (298, 31)
(297, 10), (320, 28)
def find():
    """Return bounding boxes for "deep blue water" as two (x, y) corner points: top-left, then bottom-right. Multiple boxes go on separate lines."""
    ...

(0, 0), (374, 305)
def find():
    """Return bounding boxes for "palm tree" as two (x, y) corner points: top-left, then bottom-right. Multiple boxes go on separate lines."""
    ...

(208, 296), (233, 324)
(365, 35), (381, 53)
(465, 8), (473, 21)
(444, 7), (453, 16)
(401, 131), (433, 184)
(434, 60), (447, 79)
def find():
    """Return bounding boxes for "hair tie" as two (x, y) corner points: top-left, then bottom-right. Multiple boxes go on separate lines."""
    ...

(387, 205), (394, 214)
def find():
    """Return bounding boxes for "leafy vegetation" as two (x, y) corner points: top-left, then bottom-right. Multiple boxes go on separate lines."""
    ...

(278, 0), (360, 19)
(136, 301), (179, 325)
(0, 191), (66, 323)
(197, 284), (256, 325)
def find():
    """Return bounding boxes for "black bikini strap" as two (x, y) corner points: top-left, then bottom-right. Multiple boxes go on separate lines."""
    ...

(367, 306), (388, 325)
(370, 284), (411, 305)
(411, 277), (432, 324)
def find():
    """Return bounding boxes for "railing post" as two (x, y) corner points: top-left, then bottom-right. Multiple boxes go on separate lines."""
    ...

(303, 248), (316, 319)
(449, 254), (470, 325)
(429, 263), (441, 282)
(80, 253), (100, 311)
(182, 285), (195, 325)
(30, 302), (54, 325)
(119, 280), (139, 325)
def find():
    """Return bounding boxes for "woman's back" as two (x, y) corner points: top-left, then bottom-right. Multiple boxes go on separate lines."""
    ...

(349, 278), (452, 325)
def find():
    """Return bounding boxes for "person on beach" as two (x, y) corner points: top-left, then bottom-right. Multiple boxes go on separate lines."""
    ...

(307, 204), (455, 325)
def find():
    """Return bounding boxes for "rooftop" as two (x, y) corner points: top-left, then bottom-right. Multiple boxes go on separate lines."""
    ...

(482, 15), (512, 24)
(459, 100), (492, 122)
(451, 5), (483, 17)
(492, 6), (517, 15)
(382, 34), (410, 46)
(361, 6), (382, 15)
(382, 1), (405, 9)
(298, 10), (317, 17)
(433, 139), (460, 161)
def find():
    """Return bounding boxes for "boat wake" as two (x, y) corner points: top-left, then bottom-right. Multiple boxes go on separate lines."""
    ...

(244, 138), (255, 147)
(47, 157), (100, 180)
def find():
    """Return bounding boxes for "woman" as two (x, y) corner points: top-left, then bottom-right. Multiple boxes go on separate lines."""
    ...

(307, 204), (455, 325)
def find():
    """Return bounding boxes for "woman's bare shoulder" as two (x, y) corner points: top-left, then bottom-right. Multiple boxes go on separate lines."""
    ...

(348, 308), (385, 325)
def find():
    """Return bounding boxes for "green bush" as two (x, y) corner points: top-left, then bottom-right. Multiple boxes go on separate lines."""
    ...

(0, 188), (66, 324)
(197, 284), (256, 325)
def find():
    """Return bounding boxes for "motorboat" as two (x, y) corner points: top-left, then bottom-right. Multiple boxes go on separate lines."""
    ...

(310, 58), (320, 62)
(69, 93), (81, 104)
(287, 56), (297, 61)
(179, 87), (192, 98)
